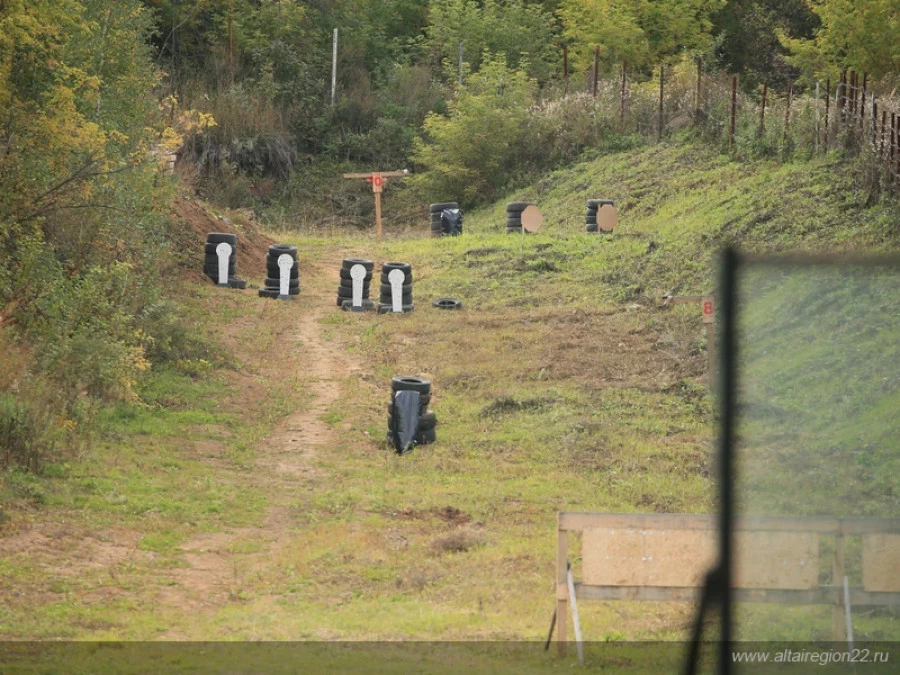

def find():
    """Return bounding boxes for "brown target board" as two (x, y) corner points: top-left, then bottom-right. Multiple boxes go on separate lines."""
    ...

(521, 204), (543, 232)
(596, 203), (618, 232)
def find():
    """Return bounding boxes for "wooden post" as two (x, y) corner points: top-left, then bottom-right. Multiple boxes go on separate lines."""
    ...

(342, 170), (408, 242)
(729, 75), (737, 151)
(872, 100), (878, 150)
(592, 47), (599, 98)
(783, 81), (792, 144)
(556, 525), (568, 655)
(620, 62), (626, 127)
(563, 45), (568, 97)
(861, 73), (867, 120)
(825, 79), (831, 150)
(758, 82), (767, 137)
(227, 13), (234, 84)
(695, 57), (702, 121)
(833, 535), (846, 641)
(880, 109), (887, 158)
(657, 64), (664, 143)
(665, 295), (716, 389)
(839, 70), (846, 121)
(331, 28), (338, 105)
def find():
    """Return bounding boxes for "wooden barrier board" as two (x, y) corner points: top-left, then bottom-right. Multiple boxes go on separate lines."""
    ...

(862, 533), (900, 592)
(583, 528), (818, 590)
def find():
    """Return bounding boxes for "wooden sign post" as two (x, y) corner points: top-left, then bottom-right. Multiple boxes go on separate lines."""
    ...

(664, 294), (716, 389)
(342, 170), (408, 242)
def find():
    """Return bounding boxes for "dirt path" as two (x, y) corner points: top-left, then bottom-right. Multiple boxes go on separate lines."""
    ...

(0, 252), (364, 633)
(156, 255), (360, 620)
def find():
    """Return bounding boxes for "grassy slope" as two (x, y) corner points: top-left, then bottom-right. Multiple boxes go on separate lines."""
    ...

(1, 141), (898, 668)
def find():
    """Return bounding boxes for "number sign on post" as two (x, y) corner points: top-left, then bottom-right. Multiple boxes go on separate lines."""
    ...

(388, 268), (405, 313)
(215, 242), (232, 286)
(341, 170), (409, 241)
(277, 254), (293, 299)
(350, 263), (366, 312)
(665, 294), (716, 390)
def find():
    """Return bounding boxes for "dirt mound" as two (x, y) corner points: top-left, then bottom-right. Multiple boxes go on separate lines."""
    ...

(170, 197), (275, 284)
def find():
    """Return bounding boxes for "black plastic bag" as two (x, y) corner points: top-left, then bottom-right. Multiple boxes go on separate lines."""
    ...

(390, 390), (421, 454)
(441, 208), (463, 236)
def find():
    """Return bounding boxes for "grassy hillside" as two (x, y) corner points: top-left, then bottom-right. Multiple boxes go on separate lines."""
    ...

(1, 141), (898, 670)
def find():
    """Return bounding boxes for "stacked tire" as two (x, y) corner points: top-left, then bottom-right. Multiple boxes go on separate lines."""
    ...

(586, 199), (614, 233)
(505, 202), (534, 234)
(204, 233), (245, 288)
(377, 262), (414, 314)
(386, 376), (437, 448)
(338, 258), (374, 309)
(429, 202), (457, 238)
(259, 244), (299, 298)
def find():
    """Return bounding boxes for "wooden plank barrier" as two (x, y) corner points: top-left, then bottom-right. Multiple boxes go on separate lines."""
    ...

(556, 512), (900, 653)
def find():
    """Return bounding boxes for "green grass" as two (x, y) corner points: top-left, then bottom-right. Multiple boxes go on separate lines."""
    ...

(1, 139), (898, 656)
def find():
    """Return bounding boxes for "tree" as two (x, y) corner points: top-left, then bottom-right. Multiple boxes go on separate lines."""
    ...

(558, 0), (724, 78)
(411, 55), (535, 205)
(711, 0), (819, 91)
(426, 0), (558, 84)
(780, 0), (900, 81)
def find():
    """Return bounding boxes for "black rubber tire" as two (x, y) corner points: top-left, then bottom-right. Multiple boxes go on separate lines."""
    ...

(417, 411), (437, 431)
(379, 282), (412, 295)
(339, 268), (373, 282)
(227, 278), (247, 289)
(258, 288), (282, 299)
(266, 255), (298, 267)
(268, 244), (298, 257)
(205, 253), (236, 263)
(586, 223), (599, 233)
(380, 271), (413, 285)
(432, 297), (462, 310)
(391, 376), (430, 394)
(206, 233), (237, 245)
(506, 201), (533, 213)
(339, 277), (372, 290)
(505, 226), (523, 234)
(587, 199), (614, 208)
(340, 299), (375, 311)
(506, 216), (522, 227)
(429, 202), (458, 213)
(379, 296), (413, 307)
(267, 265), (299, 279)
(387, 394), (431, 412)
(416, 428), (437, 445)
(337, 286), (370, 299)
(205, 242), (237, 255)
(586, 207), (598, 216)
(341, 258), (375, 271)
(265, 278), (300, 289)
(204, 265), (236, 276)
(377, 303), (414, 314)
(585, 216), (598, 225)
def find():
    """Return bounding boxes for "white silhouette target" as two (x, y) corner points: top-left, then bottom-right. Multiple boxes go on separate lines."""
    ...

(350, 263), (366, 310)
(388, 268), (405, 313)
(277, 254), (293, 298)
(215, 242), (232, 285)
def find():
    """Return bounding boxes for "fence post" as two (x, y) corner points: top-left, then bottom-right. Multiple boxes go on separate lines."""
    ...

(825, 79), (830, 151)
(758, 82), (767, 137)
(620, 62), (627, 128)
(592, 47), (599, 98)
(872, 100), (878, 151)
(563, 45), (569, 97)
(815, 81), (820, 153)
(861, 73), (867, 120)
(880, 109), (887, 158)
(783, 81), (792, 145)
(839, 69), (846, 121)
(657, 64), (664, 143)
(729, 75), (737, 151)
(695, 57), (702, 120)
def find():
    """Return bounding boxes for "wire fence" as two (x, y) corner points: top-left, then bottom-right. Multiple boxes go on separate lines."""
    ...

(558, 63), (900, 194)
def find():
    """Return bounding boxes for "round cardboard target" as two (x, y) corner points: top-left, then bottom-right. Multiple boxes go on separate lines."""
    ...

(596, 204), (618, 232)
(521, 205), (543, 233)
